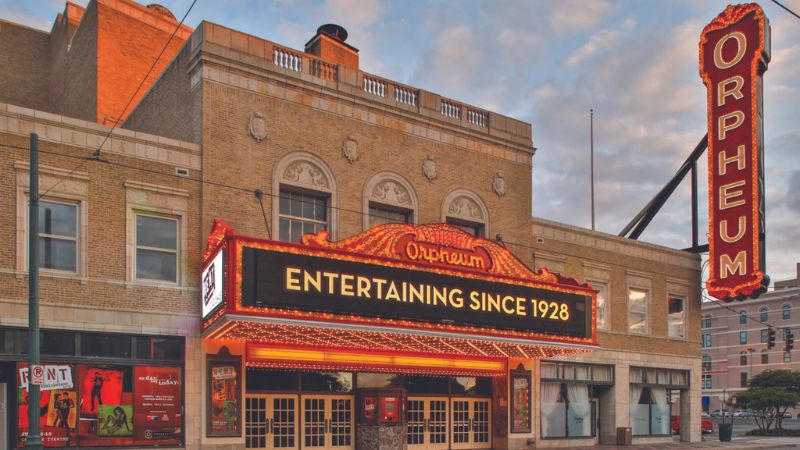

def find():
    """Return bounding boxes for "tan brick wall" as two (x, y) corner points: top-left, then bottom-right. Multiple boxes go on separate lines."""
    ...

(0, 21), (52, 111)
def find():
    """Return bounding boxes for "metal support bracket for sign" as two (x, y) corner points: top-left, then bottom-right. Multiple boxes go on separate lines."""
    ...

(618, 134), (709, 254)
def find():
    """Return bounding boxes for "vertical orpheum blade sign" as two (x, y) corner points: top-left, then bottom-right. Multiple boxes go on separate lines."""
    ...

(700, 3), (770, 301)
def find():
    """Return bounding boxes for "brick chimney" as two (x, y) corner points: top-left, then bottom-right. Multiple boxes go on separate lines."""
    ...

(304, 24), (359, 69)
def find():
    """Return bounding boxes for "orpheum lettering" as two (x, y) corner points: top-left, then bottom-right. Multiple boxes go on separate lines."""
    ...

(700, 3), (770, 300)
(404, 241), (486, 269)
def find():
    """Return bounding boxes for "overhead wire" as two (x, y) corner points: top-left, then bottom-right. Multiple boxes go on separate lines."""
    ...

(34, 0), (198, 202)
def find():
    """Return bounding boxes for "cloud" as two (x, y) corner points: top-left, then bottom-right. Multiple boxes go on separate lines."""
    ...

(566, 18), (634, 66)
(550, 0), (612, 34)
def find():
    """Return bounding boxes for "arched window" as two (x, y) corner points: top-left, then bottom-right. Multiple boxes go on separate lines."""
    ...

(739, 351), (747, 366)
(783, 304), (791, 320)
(760, 307), (768, 323)
(739, 310), (747, 325)
(702, 355), (712, 372)
(442, 189), (489, 237)
(273, 152), (337, 243)
(362, 172), (418, 229)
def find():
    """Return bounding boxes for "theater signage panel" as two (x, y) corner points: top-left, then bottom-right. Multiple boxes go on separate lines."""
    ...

(201, 221), (596, 344)
(700, 3), (770, 301)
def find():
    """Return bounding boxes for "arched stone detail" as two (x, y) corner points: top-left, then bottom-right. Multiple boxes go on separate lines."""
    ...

(363, 172), (419, 229)
(273, 151), (338, 239)
(441, 188), (489, 233)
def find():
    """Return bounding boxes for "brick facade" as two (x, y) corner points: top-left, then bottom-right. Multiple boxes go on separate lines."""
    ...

(0, 1), (703, 448)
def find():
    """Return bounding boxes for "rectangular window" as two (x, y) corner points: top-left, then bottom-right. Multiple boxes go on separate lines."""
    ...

(594, 283), (608, 331)
(739, 331), (747, 345)
(667, 296), (684, 338)
(760, 328), (768, 343)
(278, 189), (328, 243)
(135, 213), (178, 282)
(37, 200), (78, 272)
(782, 327), (791, 341)
(702, 334), (712, 348)
(702, 374), (712, 389)
(785, 352), (792, 363)
(368, 204), (411, 227)
(740, 372), (748, 388)
(628, 288), (649, 335)
(446, 217), (484, 237)
(761, 351), (768, 364)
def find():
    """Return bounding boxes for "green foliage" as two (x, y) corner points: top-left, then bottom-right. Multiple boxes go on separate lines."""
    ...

(730, 370), (800, 430)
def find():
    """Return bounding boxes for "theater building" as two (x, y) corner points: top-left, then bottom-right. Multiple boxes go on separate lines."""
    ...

(0, 1), (702, 449)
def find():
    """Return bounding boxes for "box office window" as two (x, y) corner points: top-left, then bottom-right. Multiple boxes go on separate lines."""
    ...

(279, 189), (328, 243)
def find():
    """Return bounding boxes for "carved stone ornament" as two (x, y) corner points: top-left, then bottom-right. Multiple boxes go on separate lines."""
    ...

(422, 155), (437, 181)
(492, 172), (506, 197)
(342, 135), (359, 163)
(248, 112), (268, 142)
(448, 195), (483, 220)
(372, 180), (411, 206)
(283, 161), (330, 189)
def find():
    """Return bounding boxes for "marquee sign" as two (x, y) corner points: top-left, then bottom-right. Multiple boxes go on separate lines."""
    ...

(201, 222), (596, 344)
(700, 3), (770, 301)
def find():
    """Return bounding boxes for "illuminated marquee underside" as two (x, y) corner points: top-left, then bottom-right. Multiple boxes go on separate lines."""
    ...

(201, 221), (598, 371)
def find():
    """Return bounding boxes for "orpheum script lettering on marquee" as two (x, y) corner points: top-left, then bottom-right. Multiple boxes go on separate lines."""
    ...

(700, 3), (770, 301)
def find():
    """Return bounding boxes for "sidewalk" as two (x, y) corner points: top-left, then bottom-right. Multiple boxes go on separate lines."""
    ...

(538, 436), (799, 449)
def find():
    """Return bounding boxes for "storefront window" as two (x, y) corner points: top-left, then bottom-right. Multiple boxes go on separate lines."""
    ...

(541, 362), (611, 439)
(81, 334), (132, 358)
(41, 330), (75, 356)
(629, 367), (688, 436)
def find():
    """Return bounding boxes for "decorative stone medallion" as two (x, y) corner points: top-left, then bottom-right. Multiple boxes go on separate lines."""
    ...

(342, 135), (359, 163)
(422, 155), (437, 181)
(492, 172), (506, 197)
(248, 112), (268, 142)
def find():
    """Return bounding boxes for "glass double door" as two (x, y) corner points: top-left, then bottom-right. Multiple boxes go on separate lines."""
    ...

(246, 394), (353, 450)
(407, 397), (491, 450)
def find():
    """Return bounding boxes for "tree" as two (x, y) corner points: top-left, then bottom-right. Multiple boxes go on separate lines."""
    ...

(729, 370), (800, 431)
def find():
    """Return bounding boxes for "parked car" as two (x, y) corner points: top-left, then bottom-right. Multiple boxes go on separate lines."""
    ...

(701, 411), (710, 418)
(711, 409), (730, 417)
(671, 416), (714, 434)
(783, 412), (793, 419)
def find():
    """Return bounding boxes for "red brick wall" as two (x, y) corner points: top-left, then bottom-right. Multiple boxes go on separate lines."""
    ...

(95, 1), (189, 125)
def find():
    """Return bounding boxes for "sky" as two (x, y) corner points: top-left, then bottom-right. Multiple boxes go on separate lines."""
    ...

(3, 0), (799, 283)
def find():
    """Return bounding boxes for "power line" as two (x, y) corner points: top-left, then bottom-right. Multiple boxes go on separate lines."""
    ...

(35, 0), (197, 202)
(772, 0), (800, 20)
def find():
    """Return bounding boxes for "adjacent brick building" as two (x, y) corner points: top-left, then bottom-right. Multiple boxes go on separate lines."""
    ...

(0, 1), (703, 448)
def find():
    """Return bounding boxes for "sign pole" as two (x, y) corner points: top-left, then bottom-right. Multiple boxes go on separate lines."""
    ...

(26, 133), (43, 450)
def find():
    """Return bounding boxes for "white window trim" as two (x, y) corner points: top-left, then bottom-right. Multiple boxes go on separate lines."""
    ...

(666, 293), (687, 340)
(273, 152), (337, 241)
(124, 181), (188, 287)
(587, 279), (610, 332)
(133, 212), (180, 284)
(15, 162), (89, 278)
(627, 286), (650, 336)
(362, 171), (418, 229)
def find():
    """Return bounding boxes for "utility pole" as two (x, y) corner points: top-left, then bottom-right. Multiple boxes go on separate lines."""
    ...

(590, 109), (595, 231)
(26, 133), (43, 450)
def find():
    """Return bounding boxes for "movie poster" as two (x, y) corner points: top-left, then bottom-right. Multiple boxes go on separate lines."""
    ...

(208, 363), (240, 436)
(133, 366), (182, 444)
(79, 367), (124, 415)
(98, 405), (134, 437)
(17, 362), (78, 447)
(511, 371), (531, 433)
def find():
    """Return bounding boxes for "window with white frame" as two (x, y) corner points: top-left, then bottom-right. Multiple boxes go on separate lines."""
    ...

(36, 200), (79, 272)
(594, 282), (609, 331)
(783, 304), (791, 320)
(702, 355), (711, 372)
(628, 288), (649, 335)
(702, 315), (712, 328)
(278, 189), (329, 243)
(739, 310), (747, 324)
(702, 374), (712, 389)
(760, 307), (768, 323)
(760, 328), (768, 343)
(739, 331), (747, 345)
(667, 295), (685, 338)
(702, 333), (712, 348)
(135, 213), (178, 283)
